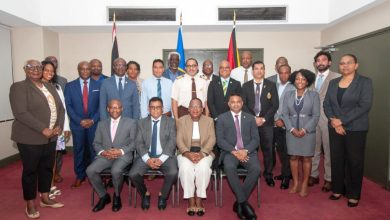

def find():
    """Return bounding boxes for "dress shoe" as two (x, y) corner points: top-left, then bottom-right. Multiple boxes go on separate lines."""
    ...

(233, 201), (245, 220)
(329, 194), (342, 200)
(112, 193), (122, 212)
(25, 208), (40, 219)
(322, 181), (332, 192)
(71, 178), (85, 189)
(157, 196), (167, 210)
(141, 194), (151, 210)
(265, 177), (275, 187)
(241, 202), (257, 220)
(347, 200), (359, 208)
(308, 177), (319, 187)
(92, 194), (111, 212)
(280, 178), (290, 190)
(40, 201), (65, 208)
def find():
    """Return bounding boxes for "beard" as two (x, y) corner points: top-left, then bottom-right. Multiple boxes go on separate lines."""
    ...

(317, 64), (330, 72)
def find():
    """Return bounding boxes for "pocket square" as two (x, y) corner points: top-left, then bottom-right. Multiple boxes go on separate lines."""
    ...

(92, 89), (100, 92)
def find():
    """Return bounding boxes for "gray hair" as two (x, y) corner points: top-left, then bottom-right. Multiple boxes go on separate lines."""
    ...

(167, 51), (180, 61)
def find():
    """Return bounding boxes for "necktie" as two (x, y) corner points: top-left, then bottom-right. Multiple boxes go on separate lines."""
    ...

(244, 69), (248, 83)
(222, 79), (228, 96)
(111, 120), (118, 141)
(191, 78), (197, 99)
(316, 74), (324, 91)
(254, 83), (261, 116)
(234, 115), (244, 150)
(82, 80), (88, 114)
(150, 120), (159, 157)
(118, 77), (123, 98)
(157, 79), (161, 98)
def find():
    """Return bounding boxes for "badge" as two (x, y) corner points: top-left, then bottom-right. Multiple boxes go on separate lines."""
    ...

(267, 92), (272, 99)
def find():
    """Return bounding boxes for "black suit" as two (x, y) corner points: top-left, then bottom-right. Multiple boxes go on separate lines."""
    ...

(242, 79), (279, 178)
(207, 77), (241, 119)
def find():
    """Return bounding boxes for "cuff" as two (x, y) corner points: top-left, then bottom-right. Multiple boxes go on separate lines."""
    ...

(142, 154), (150, 163)
(159, 154), (169, 163)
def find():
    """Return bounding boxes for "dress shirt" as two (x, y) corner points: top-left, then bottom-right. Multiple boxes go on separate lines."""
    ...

(167, 69), (181, 82)
(230, 111), (243, 150)
(231, 66), (253, 86)
(171, 74), (208, 108)
(142, 116), (169, 163)
(141, 76), (173, 118)
(114, 74), (125, 90)
(192, 121), (200, 139)
(314, 69), (330, 90)
(98, 116), (124, 156)
(79, 78), (90, 94)
(277, 76), (289, 98)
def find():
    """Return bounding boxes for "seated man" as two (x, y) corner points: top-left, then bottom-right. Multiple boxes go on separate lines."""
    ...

(177, 98), (216, 216)
(86, 99), (137, 212)
(216, 93), (260, 220)
(129, 97), (177, 210)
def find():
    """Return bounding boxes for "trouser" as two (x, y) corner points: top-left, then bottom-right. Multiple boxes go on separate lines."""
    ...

(273, 127), (291, 178)
(72, 127), (96, 180)
(311, 119), (331, 181)
(258, 126), (274, 178)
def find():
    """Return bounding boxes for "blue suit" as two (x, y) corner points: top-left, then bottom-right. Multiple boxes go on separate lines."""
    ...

(99, 75), (140, 120)
(64, 78), (100, 180)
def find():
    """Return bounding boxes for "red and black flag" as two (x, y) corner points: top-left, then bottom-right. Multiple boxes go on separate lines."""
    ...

(227, 11), (240, 69)
(111, 12), (119, 75)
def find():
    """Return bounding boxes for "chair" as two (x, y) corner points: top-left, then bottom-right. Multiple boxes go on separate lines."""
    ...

(176, 169), (218, 206)
(218, 165), (261, 208)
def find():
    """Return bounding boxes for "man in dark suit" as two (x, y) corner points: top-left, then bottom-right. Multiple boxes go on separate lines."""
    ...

(162, 52), (184, 82)
(99, 57), (140, 120)
(129, 97), (177, 211)
(45, 56), (67, 91)
(217, 93), (260, 220)
(64, 61), (100, 188)
(242, 61), (279, 187)
(207, 60), (241, 120)
(86, 99), (137, 212)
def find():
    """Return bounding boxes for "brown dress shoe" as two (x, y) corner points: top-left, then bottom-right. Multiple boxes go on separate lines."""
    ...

(308, 177), (319, 187)
(71, 179), (85, 188)
(321, 181), (332, 192)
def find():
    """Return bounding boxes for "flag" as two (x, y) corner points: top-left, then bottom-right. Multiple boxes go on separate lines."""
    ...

(227, 11), (240, 69)
(111, 12), (119, 75)
(176, 13), (186, 73)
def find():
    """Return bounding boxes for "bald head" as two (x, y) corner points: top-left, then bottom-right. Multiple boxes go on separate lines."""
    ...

(219, 59), (231, 79)
(275, 56), (288, 72)
(77, 61), (91, 80)
(241, 51), (252, 69)
(113, 58), (127, 77)
(202, 59), (214, 77)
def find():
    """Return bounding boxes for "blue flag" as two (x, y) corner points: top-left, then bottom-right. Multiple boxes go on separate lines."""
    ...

(176, 26), (186, 73)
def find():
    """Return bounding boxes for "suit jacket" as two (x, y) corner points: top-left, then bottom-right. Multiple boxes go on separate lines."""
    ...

(136, 115), (176, 159)
(207, 77), (241, 119)
(323, 74), (373, 131)
(281, 90), (320, 133)
(64, 78), (100, 129)
(57, 75), (68, 91)
(93, 117), (137, 163)
(10, 79), (65, 145)
(242, 79), (279, 126)
(176, 115), (216, 156)
(267, 74), (296, 121)
(216, 111), (260, 162)
(162, 68), (184, 81)
(99, 76), (140, 120)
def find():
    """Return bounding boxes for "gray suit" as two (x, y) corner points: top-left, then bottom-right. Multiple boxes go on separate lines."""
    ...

(129, 115), (178, 199)
(282, 90), (320, 156)
(216, 111), (261, 203)
(86, 117), (137, 198)
(311, 71), (340, 181)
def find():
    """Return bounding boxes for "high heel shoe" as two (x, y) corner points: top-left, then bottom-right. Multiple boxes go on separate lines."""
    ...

(196, 207), (205, 216)
(186, 207), (196, 216)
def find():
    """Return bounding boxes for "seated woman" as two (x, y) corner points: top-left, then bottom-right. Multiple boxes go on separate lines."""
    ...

(281, 69), (320, 197)
(176, 98), (216, 216)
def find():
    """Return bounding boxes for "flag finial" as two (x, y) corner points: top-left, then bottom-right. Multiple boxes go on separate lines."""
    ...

(113, 12), (116, 23)
(233, 10), (236, 26)
(180, 12), (182, 26)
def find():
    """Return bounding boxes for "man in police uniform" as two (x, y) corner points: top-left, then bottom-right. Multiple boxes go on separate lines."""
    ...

(171, 58), (209, 119)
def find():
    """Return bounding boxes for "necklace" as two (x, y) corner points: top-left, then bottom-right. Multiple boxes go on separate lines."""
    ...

(295, 89), (307, 106)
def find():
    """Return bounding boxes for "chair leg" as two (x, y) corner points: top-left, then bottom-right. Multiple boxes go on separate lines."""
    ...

(214, 173), (218, 207)
(177, 175), (180, 206)
(219, 173), (223, 207)
(91, 189), (95, 208)
(171, 184), (175, 208)
(128, 178), (132, 206)
(134, 186), (137, 208)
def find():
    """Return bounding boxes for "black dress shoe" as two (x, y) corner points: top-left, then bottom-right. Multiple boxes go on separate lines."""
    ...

(233, 201), (245, 219)
(347, 200), (359, 208)
(157, 196), (167, 210)
(92, 194), (111, 212)
(265, 178), (275, 187)
(141, 195), (151, 210)
(329, 194), (342, 200)
(112, 193), (122, 212)
(280, 178), (290, 190)
(241, 202), (257, 220)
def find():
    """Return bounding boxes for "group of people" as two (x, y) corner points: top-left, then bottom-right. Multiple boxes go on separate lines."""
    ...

(10, 50), (373, 220)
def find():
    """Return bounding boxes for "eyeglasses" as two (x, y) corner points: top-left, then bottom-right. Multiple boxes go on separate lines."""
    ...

(149, 106), (163, 110)
(25, 64), (42, 71)
(114, 63), (126, 67)
(203, 64), (212, 68)
(186, 64), (198, 68)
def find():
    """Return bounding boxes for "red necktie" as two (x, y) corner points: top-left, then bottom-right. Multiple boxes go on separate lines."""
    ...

(83, 80), (88, 114)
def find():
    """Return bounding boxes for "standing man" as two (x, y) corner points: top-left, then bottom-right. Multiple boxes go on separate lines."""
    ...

(129, 97), (177, 211)
(242, 61), (279, 187)
(162, 52), (184, 82)
(217, 93), (260, 220)
(90, 59), (108, 83)
(87, 100), (137, 212)
(64, 61), (100, 188)
(171, 58), (209, 118)
(141, 59), (173, 118)
(207, 60), (241, 120)
(200, 59), (218, 84)
(309, 51), (340, 191)
(267, 64), (295, 189)
(273, 57), (289, 75)
(45, 56), (67, 91)
(231, 51), (253, 86)
(99, 57), (140, 120)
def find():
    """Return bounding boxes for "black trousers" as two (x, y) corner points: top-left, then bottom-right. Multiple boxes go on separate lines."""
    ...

(258, 126), (274, 178)
(273, 127), (291, 178)
(17, 142), (56, 200)
(329, 128), (367, 200)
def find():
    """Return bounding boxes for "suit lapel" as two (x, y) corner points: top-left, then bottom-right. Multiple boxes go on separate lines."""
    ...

(199, 116), (207, 146)
(145, 117), (152, 148)
(340, 74), (359, 108)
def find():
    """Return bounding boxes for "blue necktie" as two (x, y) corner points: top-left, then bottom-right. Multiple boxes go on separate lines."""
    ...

(118, 77), (123, 98)
(150, 120), (159, 157)
(157, 79), (161, 98)
(254, 83), (261, 116)
(316, 74), (324, 92)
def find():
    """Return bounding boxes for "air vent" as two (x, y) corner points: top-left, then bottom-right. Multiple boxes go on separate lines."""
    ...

(108, 8), (176, 21)
(219, 7), (287, 21)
